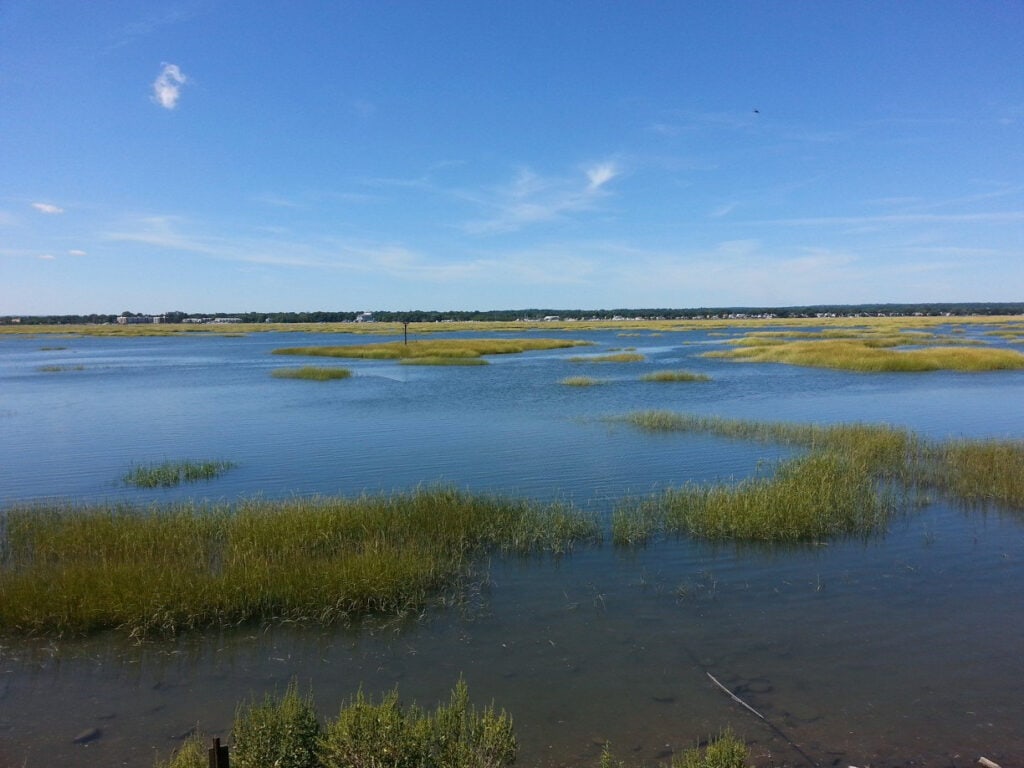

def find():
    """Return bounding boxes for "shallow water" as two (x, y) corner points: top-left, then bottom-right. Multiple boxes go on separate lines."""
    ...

(1, 326), (1023, 766)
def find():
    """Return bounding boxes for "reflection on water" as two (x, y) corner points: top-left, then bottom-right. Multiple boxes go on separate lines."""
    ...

(1, 328), (1023, 766)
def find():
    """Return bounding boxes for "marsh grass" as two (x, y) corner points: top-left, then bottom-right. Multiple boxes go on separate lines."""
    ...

(400, 356), (489, 366)
(272, 366), (353, 380)
(123, 459), (236, 488)
(707, 338), (1024, 372)
(932, 439), (1024, 509)
(568, 352), (645, 363)
(273, 338), (589, 360)
(560, 376), (602, 386)
(612, 411), (1024, 543)
(0, 487), (599, 637)
(641, 370), (710, 383)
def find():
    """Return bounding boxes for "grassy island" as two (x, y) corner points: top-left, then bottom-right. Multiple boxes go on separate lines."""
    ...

(273, 338), (590, 360)
(0, 487), (599, 638)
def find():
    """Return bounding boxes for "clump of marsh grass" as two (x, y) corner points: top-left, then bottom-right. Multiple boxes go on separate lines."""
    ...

(273, 338), (589, 361)
(568, 352), (645, 363)
(0, 487), (600, 637)
(657, 451), (894, 542)
(614, 410), (1023, 543)
(272, 366), (353, 380)
(560, 376), (602, 386)
(931, 439), (1024, 510)
(123, 459), (236, 488)
(641, 370), (710, 383)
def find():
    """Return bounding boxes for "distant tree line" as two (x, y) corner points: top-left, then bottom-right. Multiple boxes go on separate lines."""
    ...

(3, 303), (1022, 326)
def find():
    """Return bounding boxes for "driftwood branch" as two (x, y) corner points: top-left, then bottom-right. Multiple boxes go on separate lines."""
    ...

(706, 671), (765, 720)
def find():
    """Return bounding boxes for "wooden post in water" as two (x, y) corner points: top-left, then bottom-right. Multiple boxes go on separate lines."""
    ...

(403, 319), (410, 345)
(209, 737), (230, 768)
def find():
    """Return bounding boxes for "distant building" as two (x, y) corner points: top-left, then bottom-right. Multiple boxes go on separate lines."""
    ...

(117, 315), (164, 324)
(355, 312), (374, 323)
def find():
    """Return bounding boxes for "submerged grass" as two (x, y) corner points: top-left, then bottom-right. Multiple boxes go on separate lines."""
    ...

(641, 370), (711, 383)
(0, 487), (600, 637)
(560, 376), (602, 386)
(569, 352), (646, 363)
(123, 459), (236, 488)
(272, 366), (353, 380)
(614, 410), (1024, 544)
(273, 338), (589, 360)
(400, 356), (489, 366)
(37, 364), (84, 372)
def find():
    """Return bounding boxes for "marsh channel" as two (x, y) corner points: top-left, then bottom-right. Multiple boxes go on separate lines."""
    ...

(2, 323), (1023, 767)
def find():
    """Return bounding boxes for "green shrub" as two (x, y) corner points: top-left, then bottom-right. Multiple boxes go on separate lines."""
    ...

(672, 729), (749, 768)
(153, 733), (207, 768)
(319, 679), (516, 768)
(231, 681), (321, 768)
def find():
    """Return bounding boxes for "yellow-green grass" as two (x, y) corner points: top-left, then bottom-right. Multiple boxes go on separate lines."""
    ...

(568, 352), (646, 363)
(613, 411), (1024, 544)
(123, 459), (236, 488)
(707, 339), (1024, 372)
(273, 338), (590, 360)
(399, 356), (489, 366)
(560, 376), (602, 386)
(0, 487), (600, 637)
(271, 366), (353, 380)
(931, 439), (1024, 510)
(641, 370), (711, 383)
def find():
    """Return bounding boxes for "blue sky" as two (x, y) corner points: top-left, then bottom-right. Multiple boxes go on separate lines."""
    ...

(2, 1), (1022, 314)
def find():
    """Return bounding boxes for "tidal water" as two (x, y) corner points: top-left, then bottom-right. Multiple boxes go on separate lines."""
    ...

(1, 326), (1023, 767)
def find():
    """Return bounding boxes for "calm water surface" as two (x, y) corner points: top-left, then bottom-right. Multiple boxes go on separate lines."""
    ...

(1, 327), (1023, 767)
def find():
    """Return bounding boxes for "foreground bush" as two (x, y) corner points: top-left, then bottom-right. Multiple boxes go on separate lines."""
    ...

(155, 680), (515, 768)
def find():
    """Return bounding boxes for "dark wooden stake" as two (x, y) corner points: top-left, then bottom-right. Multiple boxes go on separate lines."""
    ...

(209, 737), (230, 768)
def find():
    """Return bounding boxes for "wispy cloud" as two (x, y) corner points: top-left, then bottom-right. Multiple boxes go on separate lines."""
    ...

(463, 162), (621, 234)
(68, 249), (88, 257)
(586, 162), (619, 192)
(32, 202), (64, 214)
(759, 211), (1024, 227)
(152, 63), (188, 109)
(36, 254), (56, 261)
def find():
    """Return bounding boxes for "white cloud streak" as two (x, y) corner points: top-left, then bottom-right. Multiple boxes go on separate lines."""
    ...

(32, 202), (64, 214)
(152, 63), (187, 109)
(463, 161), (621, 234)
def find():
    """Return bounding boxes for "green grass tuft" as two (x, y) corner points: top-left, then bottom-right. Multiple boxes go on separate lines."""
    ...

(272, 366), (353, 380)
(560, 376), (602, 386)
(123, 459), (236, 488)
(641, 370), (710, 383)
(568, 352), (646, 363)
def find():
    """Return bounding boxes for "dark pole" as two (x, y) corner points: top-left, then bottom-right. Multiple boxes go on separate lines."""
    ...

(209, 737), (230, 768)
(403, 320), (410, 345)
